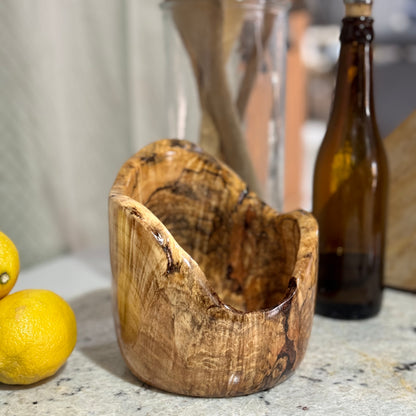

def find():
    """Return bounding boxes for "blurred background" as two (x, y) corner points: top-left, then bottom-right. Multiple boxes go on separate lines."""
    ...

(1, 0), (415, 269)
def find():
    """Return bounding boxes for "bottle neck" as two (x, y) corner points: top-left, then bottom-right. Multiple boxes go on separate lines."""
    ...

(331, 16), (375, 122)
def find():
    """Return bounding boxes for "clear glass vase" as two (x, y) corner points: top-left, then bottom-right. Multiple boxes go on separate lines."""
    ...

(161, 0), (290, 211)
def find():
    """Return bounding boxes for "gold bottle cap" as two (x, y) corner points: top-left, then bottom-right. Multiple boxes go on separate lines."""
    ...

(344, 0), (373, 17)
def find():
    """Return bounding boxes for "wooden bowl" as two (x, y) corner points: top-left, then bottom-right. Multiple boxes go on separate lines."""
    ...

(109, 139), (318, 397)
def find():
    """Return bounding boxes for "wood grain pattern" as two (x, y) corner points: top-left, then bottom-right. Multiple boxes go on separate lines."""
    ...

(109, 139), (318, 397)
(384, 110), (416, 292)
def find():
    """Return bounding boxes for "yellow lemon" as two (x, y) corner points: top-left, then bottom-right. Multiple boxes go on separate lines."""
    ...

(0, 289), (77, 385)
(0, 231), (20, 299)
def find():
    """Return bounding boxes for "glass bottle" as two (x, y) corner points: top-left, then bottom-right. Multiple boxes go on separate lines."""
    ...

(312, 0), (389, 319)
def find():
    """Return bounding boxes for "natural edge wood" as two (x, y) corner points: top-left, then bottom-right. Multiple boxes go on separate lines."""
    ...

(109, 139), (318, 397)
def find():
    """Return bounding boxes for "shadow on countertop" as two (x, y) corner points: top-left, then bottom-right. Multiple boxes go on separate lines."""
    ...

(70, 288), (188, 398)
(69, 289), (139, 386)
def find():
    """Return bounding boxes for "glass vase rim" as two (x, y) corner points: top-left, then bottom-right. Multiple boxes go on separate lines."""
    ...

(160, 0), (291, 12)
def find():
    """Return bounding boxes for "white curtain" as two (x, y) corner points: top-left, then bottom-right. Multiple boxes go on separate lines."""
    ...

(0, 0), (167, 267)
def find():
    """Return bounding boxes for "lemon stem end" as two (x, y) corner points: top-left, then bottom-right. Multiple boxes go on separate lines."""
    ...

(0, 273), (10, 285)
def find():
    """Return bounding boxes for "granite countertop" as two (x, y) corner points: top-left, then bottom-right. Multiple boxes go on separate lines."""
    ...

(2, 249), (415, 416)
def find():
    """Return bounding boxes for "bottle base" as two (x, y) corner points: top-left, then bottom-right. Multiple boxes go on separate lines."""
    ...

(315, 300), (381, 320)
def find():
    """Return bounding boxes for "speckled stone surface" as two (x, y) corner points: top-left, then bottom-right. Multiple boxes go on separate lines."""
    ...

(2, 251), (416, 415)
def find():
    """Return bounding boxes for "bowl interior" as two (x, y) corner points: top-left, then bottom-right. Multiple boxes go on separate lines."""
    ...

(124, 141), (299, 312)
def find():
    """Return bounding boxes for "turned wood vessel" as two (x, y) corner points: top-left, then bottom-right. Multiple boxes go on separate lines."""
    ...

(109, 139), (318, 397)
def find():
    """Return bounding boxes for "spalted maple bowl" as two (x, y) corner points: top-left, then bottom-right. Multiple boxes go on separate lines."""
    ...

(109, 139), (318, 397)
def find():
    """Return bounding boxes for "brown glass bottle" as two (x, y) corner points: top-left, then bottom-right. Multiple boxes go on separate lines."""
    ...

(312, 0), (389, 319)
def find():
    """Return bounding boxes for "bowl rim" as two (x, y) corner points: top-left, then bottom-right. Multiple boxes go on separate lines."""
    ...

(109, 139), (318, 318)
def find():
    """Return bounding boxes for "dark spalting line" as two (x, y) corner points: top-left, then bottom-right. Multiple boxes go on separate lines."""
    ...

(229, 192), (263, 219)
(139, 156), (234, 208)
(181, 167), (229, 189)
(143, 172), (225, 205)
(156, 213), (218, 240)
(273, 332), (296, 382)
(243, 278), (298, 394)
(151, 229), (163, 242)
(164, 139), (229, 174)
(168, 137), (204, 154)
(197, 155), (227, 175)
(169, 138), (191, 149)
(126, 161), (136, 170)
(271, 279), (298, 381)
(170, 223), (218, 244)
(170, 182), (200, 200)
(144, 183), (197, 207)
(129, 206), (143, 220)
(166, 162), (230, 193)
(146, 187), (228, 245)
(162, 244), (181, 276)
(150, 226), (182, 276)
(140, 152), (157, 164)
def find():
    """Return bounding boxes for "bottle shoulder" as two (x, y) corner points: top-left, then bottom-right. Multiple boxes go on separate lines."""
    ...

(319, 114), (384, 152)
